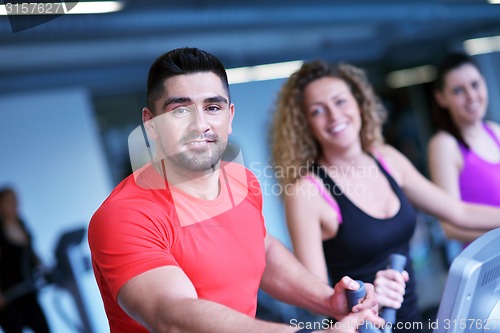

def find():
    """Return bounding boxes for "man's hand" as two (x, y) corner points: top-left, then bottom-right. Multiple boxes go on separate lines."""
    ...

(374, 269), (408, 309)
(329, 276), (382, 324)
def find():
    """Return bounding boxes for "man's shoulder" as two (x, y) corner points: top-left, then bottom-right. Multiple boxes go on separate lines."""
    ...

(88, 175), (177, 250)
(104, 174), (152, 206)
(91, 172), (171, 226)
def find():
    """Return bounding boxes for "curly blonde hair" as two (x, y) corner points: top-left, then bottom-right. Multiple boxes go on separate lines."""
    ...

(270, 60), (387, 187)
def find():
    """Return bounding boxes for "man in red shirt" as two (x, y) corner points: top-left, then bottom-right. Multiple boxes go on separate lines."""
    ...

(88, 47), (383, 333)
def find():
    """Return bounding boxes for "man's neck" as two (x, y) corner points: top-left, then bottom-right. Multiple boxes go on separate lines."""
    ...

(155, 159), (222, 200)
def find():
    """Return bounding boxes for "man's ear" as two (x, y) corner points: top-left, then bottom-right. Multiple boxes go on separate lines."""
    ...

(228, 103), (235, 135)
(142, 107), (158, 140)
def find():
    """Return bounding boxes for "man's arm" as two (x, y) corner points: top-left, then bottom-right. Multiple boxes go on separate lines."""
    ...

(259, 235), (381, 322)
(117, 265), (298, 333)
(117, 246), (382, 333)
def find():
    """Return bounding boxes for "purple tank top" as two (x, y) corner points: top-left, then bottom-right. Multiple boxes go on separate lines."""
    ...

(458, 123), (500, 207)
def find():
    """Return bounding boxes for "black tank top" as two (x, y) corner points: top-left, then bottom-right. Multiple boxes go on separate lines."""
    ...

(311, 156), (422, 330)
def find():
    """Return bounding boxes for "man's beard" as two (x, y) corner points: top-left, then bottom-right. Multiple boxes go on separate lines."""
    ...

(167, 134), (227, 172)
(170, 145), (225, 171)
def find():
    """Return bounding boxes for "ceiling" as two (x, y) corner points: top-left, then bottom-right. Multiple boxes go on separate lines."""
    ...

(2, 0), (500, 96)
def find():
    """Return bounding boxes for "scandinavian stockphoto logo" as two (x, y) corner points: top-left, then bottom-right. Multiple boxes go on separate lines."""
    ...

(3, 0), (79, 32)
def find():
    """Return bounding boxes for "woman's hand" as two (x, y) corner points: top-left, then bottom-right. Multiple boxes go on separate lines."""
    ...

(374, 269), (409, 309)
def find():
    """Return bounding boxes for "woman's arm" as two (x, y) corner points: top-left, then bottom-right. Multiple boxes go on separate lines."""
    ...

(427, 132), (485, 242)
(284, 178), (336, 283)
(383, 144), (500, 230)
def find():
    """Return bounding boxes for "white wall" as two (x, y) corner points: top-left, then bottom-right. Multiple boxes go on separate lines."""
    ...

(0, 88), (112, 333)
(476, 52), (500, 122)
(229, 79), (291, 248)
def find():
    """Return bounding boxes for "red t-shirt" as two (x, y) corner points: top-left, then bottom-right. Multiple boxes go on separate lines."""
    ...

(88, 162), (267, 332)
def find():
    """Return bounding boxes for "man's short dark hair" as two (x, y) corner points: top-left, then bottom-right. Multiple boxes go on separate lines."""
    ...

(146, 47), (230, 113)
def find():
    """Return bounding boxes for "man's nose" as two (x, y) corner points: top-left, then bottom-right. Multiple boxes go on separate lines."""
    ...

(189, 106), (210, 133)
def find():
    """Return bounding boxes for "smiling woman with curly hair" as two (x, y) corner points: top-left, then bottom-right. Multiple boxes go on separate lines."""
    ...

(270, 61), (386, 188)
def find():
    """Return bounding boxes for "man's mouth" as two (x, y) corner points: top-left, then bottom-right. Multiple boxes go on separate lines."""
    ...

(185, 136), (217, 147)
(187, 140), (211, 146)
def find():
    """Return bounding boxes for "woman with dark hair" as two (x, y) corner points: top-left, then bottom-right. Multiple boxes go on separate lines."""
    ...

(428, 52), (500, 243)
(0, 187), (51, 333)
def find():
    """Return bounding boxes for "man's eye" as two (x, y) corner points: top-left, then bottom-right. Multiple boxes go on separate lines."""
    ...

(206, 105), (221, 112)
(173, 107), (190, 115)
